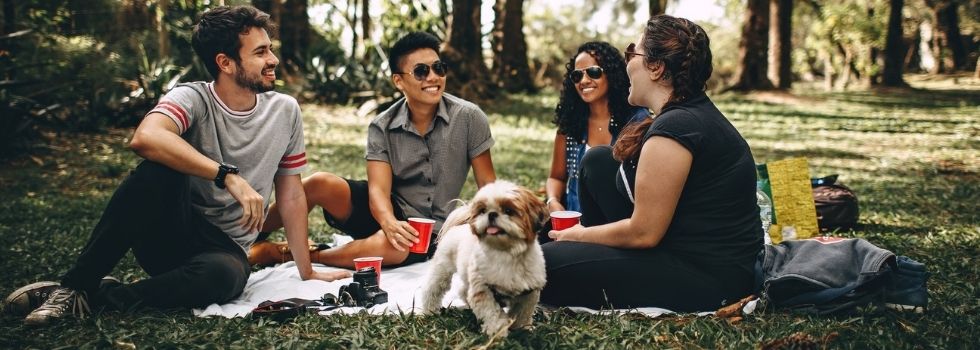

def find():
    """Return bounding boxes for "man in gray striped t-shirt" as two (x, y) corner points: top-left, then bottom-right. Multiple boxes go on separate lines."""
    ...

(256, 32), (497, 268)
(11, 6), (349, 327)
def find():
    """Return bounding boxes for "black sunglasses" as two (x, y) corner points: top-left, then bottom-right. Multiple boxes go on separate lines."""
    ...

(394, 61), (449, 81)
(570, 66), (604, 83)
(625, 43), (646, 62)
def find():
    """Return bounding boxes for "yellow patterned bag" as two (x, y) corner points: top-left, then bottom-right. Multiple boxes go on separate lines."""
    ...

(757, 158), (820, 243)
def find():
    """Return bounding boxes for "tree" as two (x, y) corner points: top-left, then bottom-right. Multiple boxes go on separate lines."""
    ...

(443, 0), (496, 101)
(3, 0), (16, 35)
(650, 0), (667, 16)
(925, 0), (967, 71)
(252, 0), (310, 74)
(361, 0), (372, 62)
(156, 0), (170, 58)
(491, 0), (535, 93)
(768, 0), (792, 89)
(728, 0), (773, 91)
(881, 0), (906, 86)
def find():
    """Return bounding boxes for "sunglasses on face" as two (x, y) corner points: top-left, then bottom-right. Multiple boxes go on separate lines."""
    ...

(570, 66), (604, 83)
(394, 61), (449, 81)
(625, 43), (646, 62)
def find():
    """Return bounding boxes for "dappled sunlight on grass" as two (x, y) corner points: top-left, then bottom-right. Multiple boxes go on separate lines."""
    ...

(1, 77), (977, 348)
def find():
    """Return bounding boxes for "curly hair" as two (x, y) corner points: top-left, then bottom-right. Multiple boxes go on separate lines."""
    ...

(553, 41), (633, 141)
(192, 5), (276, 79)
(613, 15), (713, 161)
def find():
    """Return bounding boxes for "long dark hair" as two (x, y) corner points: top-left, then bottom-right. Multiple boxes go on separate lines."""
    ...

(613, 15), (713, 161)
(553, 41), (633, 141)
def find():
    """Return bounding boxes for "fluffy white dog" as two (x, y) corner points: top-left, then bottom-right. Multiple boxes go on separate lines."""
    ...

(421, 181), (549, 336)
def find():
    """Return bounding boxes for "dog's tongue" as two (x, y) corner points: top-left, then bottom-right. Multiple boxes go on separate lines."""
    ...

(486, 226), (501, 235)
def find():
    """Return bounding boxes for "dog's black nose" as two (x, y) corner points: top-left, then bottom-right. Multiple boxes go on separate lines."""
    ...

(488, 212), (498, 222)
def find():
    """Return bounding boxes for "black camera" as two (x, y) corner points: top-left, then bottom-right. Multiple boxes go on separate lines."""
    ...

(338, 267), (388, 308)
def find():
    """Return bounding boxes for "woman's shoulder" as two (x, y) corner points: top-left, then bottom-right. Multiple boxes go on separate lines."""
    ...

(628, 107), (650, 122)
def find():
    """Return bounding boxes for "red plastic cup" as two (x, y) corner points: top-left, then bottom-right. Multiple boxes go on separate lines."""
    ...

(407, 217), (436, 254)
(550, 210), (582, 231)
(353, 256), (383, 284)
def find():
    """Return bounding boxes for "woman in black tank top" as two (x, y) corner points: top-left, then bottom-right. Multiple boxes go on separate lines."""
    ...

(538, 15), (763, 312)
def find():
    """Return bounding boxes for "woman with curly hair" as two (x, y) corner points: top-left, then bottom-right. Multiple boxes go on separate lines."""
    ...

(541, 15), (763, 311)
(546, 41), (648, 214)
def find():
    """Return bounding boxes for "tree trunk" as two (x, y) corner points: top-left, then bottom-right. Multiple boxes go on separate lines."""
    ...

(361, 0), (372, 62)
(881, 0), (906, 86)
(444, 0), (496, 101)
(492, 0), (535, 93)
(156, 0), (170, 58)
(932, 0), (966, 70)
(279, 0), (310, 73)
(2, 0), (15, 35)
(649, 0), (667, 16)
(729, 0), (773, 91)
(767, 0), (792, 89)
(251, 0), (282, 39)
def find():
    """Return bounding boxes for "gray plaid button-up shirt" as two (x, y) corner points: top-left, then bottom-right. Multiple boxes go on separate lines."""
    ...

(365, 93), (494, 233)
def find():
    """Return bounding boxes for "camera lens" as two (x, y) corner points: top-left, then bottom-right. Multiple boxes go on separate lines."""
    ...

(354, 267), (378, 287)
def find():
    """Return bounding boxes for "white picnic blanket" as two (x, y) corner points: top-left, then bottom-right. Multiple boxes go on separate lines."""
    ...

(193, 238), (753, 318)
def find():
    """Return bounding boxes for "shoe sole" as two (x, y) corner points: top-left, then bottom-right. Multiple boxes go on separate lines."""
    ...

(885, 303), (925, 313)
(3, 281), (60, 315)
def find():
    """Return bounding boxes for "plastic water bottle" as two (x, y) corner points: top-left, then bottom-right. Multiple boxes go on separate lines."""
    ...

(756, 184), (773, 244)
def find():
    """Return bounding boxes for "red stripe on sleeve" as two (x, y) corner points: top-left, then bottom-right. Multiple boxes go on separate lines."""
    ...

(157, 101), (189, 131)
(281, 152), (306, 162)
(279, 159), (307, 169)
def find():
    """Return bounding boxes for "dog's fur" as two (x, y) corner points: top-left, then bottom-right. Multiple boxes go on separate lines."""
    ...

(421, 181), (549, 336)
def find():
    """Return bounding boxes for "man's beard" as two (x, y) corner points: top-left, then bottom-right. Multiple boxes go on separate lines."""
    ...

(235, 64), (276, 93)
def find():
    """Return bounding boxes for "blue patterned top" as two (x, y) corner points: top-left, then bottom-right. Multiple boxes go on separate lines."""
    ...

(562, 107), (649, 211)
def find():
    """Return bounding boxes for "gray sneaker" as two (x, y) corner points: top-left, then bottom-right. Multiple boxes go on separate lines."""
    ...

(24, 287), (91, 326)
(3, 281), (61, 316)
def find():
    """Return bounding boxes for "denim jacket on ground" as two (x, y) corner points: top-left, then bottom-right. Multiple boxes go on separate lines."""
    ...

(754, 237), (896, 312)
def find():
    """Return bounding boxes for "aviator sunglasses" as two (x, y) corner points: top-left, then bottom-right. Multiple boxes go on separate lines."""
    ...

(394, 61), (449, 81)
(570, 66), (604, 83)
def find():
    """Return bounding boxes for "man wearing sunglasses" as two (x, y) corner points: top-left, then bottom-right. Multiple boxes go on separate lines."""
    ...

(255, 31), (496, 268)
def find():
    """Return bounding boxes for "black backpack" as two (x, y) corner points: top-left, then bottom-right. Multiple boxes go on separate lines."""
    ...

(811, 175), (859, 231)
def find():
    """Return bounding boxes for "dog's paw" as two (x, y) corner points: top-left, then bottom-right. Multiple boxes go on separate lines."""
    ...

(421, 305), (440, 315)
(481, 318), (510, 337)
(509, 322), (534, 331)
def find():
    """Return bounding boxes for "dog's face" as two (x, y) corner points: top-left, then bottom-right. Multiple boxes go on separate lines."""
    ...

(466, 181), (548, 251)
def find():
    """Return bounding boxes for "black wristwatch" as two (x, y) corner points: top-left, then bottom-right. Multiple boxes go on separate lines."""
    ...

(214, 162), (239, 189)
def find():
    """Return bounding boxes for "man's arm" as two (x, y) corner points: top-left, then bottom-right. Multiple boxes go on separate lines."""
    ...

(366, 160), (417, 251)
(470, 150), (496, 188)
(131, 113), (265, 232)
(274, 174), (347, 281)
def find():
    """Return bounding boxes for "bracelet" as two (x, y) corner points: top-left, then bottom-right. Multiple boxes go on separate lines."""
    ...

(546, 197), (559, 205)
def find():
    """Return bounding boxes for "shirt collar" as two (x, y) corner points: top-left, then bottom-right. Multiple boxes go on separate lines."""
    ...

(388, 97), (451, 131)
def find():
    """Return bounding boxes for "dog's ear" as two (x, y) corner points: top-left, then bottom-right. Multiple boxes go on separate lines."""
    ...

(516, 186), (549, 243)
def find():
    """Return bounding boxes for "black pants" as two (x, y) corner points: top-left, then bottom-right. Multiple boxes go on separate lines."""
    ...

(540, 146), (752, 311)
(60, 161), (250, 310)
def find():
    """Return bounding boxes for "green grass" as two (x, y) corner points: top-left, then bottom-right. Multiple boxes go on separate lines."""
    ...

(1, 74), (978, 348)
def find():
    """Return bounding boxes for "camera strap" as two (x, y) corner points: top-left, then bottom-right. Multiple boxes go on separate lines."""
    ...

(250, 294), (344, 321)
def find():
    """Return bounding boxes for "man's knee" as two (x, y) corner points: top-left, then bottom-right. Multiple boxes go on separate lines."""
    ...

(193, 253), (249, 302)
(305, 172), (347, 200)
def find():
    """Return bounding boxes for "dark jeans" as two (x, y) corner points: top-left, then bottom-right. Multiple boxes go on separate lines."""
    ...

(540, 146), (753, 311)
(60, 161), (250, 310)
